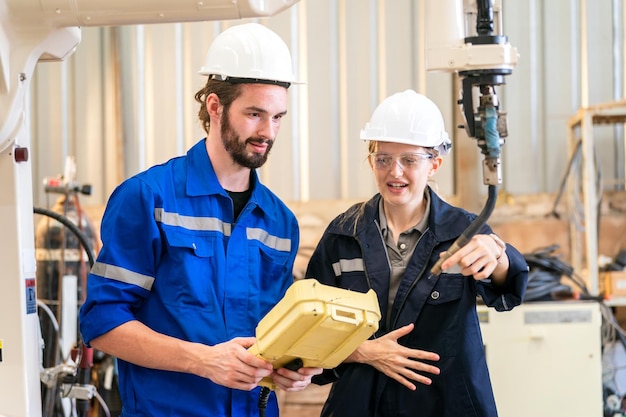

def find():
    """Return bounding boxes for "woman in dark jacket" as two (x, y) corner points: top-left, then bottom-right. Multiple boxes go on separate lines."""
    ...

(305, 90), (528, 417)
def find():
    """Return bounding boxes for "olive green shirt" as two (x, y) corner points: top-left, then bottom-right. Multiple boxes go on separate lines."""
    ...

(379, 191), (430, 327)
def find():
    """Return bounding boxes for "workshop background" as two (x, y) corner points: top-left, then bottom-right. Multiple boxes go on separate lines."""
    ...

(29, 0), (626, 249)
(30, 0), (626, 297)
(27, 0), (626, 416)
(32, 0), (626, 204)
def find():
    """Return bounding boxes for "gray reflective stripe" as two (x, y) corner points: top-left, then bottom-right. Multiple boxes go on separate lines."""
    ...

(91, 262), (155, 291)
(332, 258), (365, 276)
(501, 294), (509, 311)
(246, 228), (291, 252)
(154, 208), (231, 236)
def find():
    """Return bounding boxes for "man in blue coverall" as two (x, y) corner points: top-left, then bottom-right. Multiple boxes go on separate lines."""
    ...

(79, 23), (322, 417)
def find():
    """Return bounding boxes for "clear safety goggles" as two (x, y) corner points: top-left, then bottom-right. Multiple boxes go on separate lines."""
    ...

(369, 152), (434, 171)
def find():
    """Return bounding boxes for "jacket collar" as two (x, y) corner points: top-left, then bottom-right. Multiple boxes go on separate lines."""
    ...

(333, 187), (470, 242)
(184, 139), (275, 219)
(185, 139), (225, 197)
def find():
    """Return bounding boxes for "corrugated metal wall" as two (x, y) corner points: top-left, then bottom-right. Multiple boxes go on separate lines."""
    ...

(29, 0), (626, 211)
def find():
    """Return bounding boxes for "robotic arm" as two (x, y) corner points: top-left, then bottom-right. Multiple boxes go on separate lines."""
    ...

(426, 0), (519, 274)
(426, 0), (518, 186)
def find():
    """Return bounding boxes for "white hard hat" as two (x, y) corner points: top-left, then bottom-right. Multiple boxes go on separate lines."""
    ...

(360, 90), (451, 155)
(198, 23), (303, 87)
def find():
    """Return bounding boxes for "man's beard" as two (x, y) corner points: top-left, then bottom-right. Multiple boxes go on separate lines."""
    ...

(220, 111), (274, 169)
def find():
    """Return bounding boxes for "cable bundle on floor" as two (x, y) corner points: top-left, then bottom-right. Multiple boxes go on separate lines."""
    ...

(522, 244), (593, 302)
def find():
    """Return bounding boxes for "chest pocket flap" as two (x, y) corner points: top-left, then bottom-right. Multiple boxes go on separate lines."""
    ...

(427, 275), (465, 305)
(164, 228), (215, 257)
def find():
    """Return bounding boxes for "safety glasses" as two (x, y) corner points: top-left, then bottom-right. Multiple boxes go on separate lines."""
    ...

(369, 152), (434, 171)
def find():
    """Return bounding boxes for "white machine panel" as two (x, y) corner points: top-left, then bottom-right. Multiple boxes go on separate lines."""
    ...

(478, 301), (603, 417)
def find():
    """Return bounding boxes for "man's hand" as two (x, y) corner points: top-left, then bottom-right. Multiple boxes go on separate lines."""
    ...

(90, 321), (300, 391)
(345, 323), (440, 391)
(193, 337), (274, 391)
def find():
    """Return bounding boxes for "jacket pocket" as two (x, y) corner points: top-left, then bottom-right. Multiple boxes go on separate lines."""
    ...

(413, 275), (467, 356)
(252, 243), (291, 289)
(426, 274), (465, 305)
(246, 241), (294, 321)
(160, 228), (218, 311)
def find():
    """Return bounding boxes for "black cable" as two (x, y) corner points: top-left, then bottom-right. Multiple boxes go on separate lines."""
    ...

(431, 184), (498, 276)
(34, 206), (95, 268)
(523, 270), (573, 301)
(34, 206), (96, 417)
(522, 244), (597, 301)
(258, 358), (303, 416)
(258, 387), (271, 417)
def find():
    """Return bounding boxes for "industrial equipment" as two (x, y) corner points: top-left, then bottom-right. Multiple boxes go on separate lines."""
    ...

(477, 301), (604, 417)
(248, 278), (380, 416)
(249, 278), (380, 388)
(426, 0), (519, 275)
(33, 155), (109, 417)
(35, 158), (95, 372)
(34, 198), (120, 417)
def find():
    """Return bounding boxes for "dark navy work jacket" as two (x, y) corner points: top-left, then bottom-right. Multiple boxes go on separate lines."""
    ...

(305, 189), (528, 417)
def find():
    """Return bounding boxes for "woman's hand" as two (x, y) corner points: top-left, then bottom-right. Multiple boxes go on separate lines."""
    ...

(439, 233), (510, 283)
(344, 323), (440, 391)
(272, 365), (323, 392)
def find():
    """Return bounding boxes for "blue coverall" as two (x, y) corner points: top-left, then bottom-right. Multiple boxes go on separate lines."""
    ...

(80, 139), (299, 417)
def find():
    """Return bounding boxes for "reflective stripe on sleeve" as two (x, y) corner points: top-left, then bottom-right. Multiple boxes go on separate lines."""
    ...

(246, 227), (291, 252)
(332, 258), (365, 276)
(155, 208), (232, 235)
(91, 262), (155, 291)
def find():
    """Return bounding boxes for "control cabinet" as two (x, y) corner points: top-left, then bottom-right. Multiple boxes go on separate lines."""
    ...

(478, 301), (603, 417)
